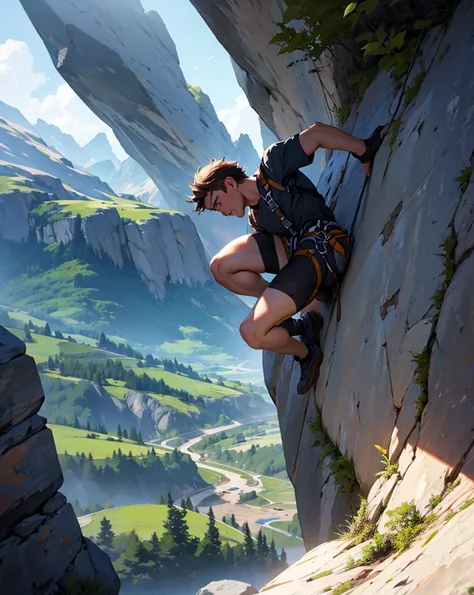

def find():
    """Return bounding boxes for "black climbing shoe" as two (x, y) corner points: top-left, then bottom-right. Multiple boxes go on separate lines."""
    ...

(351, 124), (388, 167)
(295, 343), (324, 395)
(299, 310), (324, 346)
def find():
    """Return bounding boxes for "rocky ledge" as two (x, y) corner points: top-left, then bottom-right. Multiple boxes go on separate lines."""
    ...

(0, 326), (120, 594)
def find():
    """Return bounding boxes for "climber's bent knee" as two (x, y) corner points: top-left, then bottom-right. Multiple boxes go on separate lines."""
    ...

(239, 319), (265, 350)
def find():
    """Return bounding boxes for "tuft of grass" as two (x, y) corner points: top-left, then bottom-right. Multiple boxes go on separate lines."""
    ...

(336, 103), (351, 125)
(411, 350), (430, 423)
(344, 556), (356, 571)
(455, 166), (472, 193)
(404, 71), (426, 106)
(430, 227), (457, 323)
(468, 587), (474, 594)
(428, 494), (443, 509)
(460, 498), (474, 511)
(389, 117), (403, 147)
(417, 121), (425, 135)
(374, 444), (399, 479)
(332, 580), (354, 595)
(386, 578), (393, 583)
(310, 570), (333, 581)
(445, 510), (457, 523)
(339, 497), (375, 544)
(309, 414), (358, 494)
(385, 501), (425, 551)
(423, 529), (439, 547)
(359, 532), (392, 565)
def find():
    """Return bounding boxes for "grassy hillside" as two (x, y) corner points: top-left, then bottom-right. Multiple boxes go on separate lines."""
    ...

(0, 232), (248, 357)
(132, 367), (240, 398)
(105, 380), (199, 414)
(49, 424), (167, 458)
(82, 503), (245, 544)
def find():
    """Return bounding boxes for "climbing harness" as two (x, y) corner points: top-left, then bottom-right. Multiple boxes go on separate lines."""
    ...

(256, 166), (352, 320)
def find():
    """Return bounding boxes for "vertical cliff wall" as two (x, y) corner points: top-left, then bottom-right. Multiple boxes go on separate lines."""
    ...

(0, 326), (120, 594)
(263, 0), (474, 551)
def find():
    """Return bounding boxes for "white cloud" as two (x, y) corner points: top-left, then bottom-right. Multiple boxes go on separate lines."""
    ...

(217, 94), (263, 155)
(0, 39), (126, 161)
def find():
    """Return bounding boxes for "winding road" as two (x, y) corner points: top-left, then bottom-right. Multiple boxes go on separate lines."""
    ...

(151, 416), (300, 539)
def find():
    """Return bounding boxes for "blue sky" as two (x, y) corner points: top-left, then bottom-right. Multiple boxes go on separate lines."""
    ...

(0, 0), (263, 158)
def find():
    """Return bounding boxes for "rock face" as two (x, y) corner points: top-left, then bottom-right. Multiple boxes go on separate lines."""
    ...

(197, 580), (258, 595)
(0, 326), (120, 594)
(190, 1), (350, 141)
(34, 118), (89, 167)
(261, 0), (474, 555)
(20, 0), (261, 253)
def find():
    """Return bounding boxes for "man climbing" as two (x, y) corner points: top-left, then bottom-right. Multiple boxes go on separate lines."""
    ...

(188, 122), (387, 395)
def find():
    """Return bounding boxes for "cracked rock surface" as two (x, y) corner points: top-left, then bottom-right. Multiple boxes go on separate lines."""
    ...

(261, 0), (474, 570)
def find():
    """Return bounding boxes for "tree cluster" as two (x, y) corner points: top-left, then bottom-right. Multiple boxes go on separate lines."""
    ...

(212, 444), (286, 477)
(94, 496), (287, 590)
(61, 448), (203, 508)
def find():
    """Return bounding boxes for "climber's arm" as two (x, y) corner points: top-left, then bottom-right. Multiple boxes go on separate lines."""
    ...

(299, 122), (366, 157)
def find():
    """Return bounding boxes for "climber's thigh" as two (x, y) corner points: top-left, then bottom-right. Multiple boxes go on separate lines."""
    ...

(268, 249), (329, 312)
(210, 233), (288, 277)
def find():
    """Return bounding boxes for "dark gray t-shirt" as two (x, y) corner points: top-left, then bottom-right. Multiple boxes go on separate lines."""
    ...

(249, 133), (335, 237)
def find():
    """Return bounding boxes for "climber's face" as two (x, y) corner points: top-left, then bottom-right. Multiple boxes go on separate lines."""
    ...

(205, 178), (245, 218)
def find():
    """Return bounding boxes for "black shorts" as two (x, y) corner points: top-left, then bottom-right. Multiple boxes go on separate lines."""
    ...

(252, 227), (350, 311)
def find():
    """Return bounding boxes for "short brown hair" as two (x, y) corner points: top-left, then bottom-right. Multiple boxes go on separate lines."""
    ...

(187, 158), (247, 212)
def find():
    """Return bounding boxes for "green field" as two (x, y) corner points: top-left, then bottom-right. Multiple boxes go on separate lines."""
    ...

(0, 174), (37, 194)
(49, 424), (166, 458)
(104, 381), (199, 414)
(260, 527), (302, 548)
(264, 488), (296, 503)
(229, 433), (282, 452)
(201, 461), (258, 486)
(260, 477), (291, 494)
(132, 367), (240, 398)
(48, 198), (177, 223)
(5, 310), (47, 327)
(43, 370), (82, 384)
(198, 468), (226, 485)
(81, 504), (244, 544)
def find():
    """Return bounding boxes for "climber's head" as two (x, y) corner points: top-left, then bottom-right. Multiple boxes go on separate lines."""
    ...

(188, 158), (248, 217)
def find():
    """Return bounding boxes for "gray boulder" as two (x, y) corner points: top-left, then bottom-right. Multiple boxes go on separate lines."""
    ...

(196, 580), (258, 595)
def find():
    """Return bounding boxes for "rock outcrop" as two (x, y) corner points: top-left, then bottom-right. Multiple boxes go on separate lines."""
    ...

(197, 581), (258, 595)
(0, 326), (120, 594)
(262, 0), (474, 559)
(20, 0), (261, 253)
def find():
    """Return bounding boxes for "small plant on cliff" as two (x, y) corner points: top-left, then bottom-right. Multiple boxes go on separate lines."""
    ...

(309, 415), (358, 493)
(339, 496), (375, 544)
(428, 494), (443, 509)
(430, 226), (457, 322)
(359, 531), (393, 564)
(455, 165), (472, 193)
(374, 444), (399, 479)
(385, 501), (426, 551)
(403, 70), (426, 106)
(411, 350), (430, 423)
(332, 580), (354, 595)
(389, 117), (403, 147)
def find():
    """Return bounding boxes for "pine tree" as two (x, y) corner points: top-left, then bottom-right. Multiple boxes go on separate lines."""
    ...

(222, 542), (234, 567)
(73, 417), (80, 429)
(117, 424), (122, 441)
(88, 453), (93, 461)
(97, 517), (115, 550)
(242, 522), (255, 558)
(122, 428), (128, 439)
(256, 528), (265, 560)
(262, 533), (269, 558)
(150, 531), (160, 557)
(138, 430), (143, 444)
(185, 497), (194, 511)
(269, 538), (279, 565)
(180, 497), (187, 510)
(130, 427), (139, 442)
(230, 513), (238, 529)
(158, 494), (165, 505)
(280, 548), (288, 568)
(44, 322), (52, 336)
(197, 507), (222, 562)
(161, 492), (194, 557)
(47, 356), (55, 370)
(86, 421), (91, 432)
(222, 515), (227, 524)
